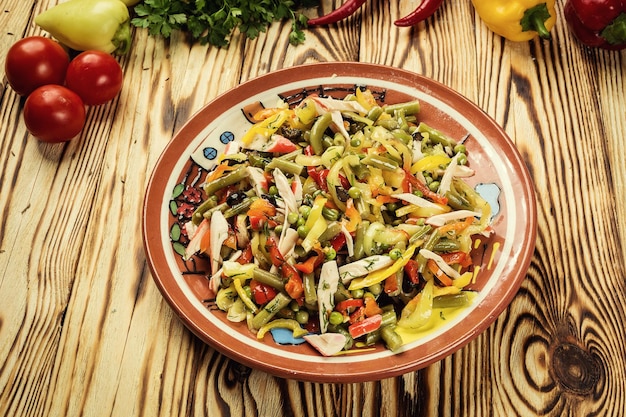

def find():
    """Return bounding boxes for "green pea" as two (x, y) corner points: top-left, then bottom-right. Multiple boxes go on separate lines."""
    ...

(274, 225), (283, 234)
(389, 248), (403, 260)
(290, 300), (300, 311)
(457, 154), (468, 166)
(348, 186), (362, 199)
(368, 283), (382, 296)
(325, 247), (337, 260)
(297, 225), (309, 238)
(454, 144), (466, 154)
(329, 311), (344, 325)
(428, 181), (440, 192)
(351, 288), (365, 299)
(350, 138), (361, 147)
(268, 185), (279, 195)
(287, 212), (299, 225)
(299, 205), (311, 219)
(296, 310), (310, 325)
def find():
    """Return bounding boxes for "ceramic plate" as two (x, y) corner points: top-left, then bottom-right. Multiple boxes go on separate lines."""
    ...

(143, 62), (537, 383)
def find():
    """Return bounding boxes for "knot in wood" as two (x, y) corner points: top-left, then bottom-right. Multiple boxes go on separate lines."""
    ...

(551, 343), (601, 396)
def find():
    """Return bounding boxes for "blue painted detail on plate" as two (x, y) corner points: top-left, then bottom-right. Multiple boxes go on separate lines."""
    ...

(475, 183), (501, 219)
(220, 131), (235, 144)
(270, 328), (307, 345)
(203, 147), (218, 160)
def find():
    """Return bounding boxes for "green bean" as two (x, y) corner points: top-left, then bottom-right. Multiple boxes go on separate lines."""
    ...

(365, 329), (381, 346)
(278, 149), (302, 161)
(251, 292), (292, 329)
(417, 123), (457, 148)
(309, 112), (333, 155)
(191, 195), (218, 224)
(266, 158), (304, 176)
(367, 106), (384, 121)
(384, 100), (421, 116)
(381, 309), (398, 328)
(223, 198), (254, 219)
(248, 154), (269, 168)
(252, 268), (285, 291)
(391, 129), (413, 144)
(352, 220), (370, 260)
(433, 239), (461, 252)
(433, 292), (471, 309)
(303, 272), (317, 306)
(375, 118), (399, 131)
(203, 165), (248, 197)
(344, 111), (374, 127)
(381, 325), (403, 351)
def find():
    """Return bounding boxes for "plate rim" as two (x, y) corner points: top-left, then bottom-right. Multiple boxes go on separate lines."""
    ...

(142, 62), (538, 382)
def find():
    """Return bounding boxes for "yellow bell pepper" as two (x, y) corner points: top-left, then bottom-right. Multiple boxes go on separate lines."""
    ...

(471, 0), (557, 41)
(35, 0), (131, 55)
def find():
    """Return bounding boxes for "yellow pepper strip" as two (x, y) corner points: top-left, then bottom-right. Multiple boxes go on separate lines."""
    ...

(349, 242), (422, 290)
(411, 154), (451, 174)
(453, 271), (474, 289)
(233, 278), (258, 314)
(257, 318), (309, 340)
(295, 98), (318, 125)
(302, 195), (328, 252)
(355, 88), (377, 111)
(471, 0), (556, 41)
(240, 110), (289, 145)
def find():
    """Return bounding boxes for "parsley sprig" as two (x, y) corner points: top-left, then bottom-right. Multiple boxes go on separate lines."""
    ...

(131, 0), (317, 47)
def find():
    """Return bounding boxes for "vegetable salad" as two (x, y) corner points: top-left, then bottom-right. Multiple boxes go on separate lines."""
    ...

(184, 88), (492, 356)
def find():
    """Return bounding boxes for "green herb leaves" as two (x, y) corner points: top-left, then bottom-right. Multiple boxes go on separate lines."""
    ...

(131, 0), (317, 47)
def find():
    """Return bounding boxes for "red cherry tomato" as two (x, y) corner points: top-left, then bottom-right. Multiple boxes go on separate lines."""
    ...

(23, 85), (86, 143)
(65, 50), (123, 105)
(5, 36), (69, 96)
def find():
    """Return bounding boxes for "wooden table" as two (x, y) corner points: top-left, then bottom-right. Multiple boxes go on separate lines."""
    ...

(2, 1), (625, 415)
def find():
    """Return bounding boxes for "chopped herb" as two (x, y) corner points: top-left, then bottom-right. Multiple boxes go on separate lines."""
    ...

(131, 0), (318, 47)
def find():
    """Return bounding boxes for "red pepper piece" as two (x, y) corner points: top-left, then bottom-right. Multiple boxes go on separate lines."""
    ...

(404, 259), (421, 285)
(250, 279), (278, 305)
(394, 0), (445, 27)
(307, 0), (367, 26)
(336, 298), (364, 314)
(266, 236), (304, 299)
(564, 0), (626, 50)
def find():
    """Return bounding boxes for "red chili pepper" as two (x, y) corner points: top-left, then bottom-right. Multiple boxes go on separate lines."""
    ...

(395, 0), (445, 27)
(266, 236), (304, 299)
(307, 0), (367, 26)
(564, 0), (626, 50)
(404, 259), (421, 284)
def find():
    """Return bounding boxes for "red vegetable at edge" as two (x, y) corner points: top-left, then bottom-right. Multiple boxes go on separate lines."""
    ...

(394, 0), (445, 27)
(307, 0), (367, 25)
(564, 0), (626, 50)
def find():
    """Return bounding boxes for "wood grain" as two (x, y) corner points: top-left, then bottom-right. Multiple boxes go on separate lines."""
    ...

(1, 0), (626, 416)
